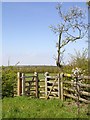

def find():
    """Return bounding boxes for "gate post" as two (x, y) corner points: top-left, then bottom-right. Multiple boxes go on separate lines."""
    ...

(34, 72), (39, 98)
(45, 72), (49, 99)
(17, 72), (22, 96)
(60, 73), (64, 101)
(22, 73), (25, 96)
(57, 73), (60, 99)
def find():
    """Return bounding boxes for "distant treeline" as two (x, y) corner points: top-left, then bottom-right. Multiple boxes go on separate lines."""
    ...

(2, 65), (76, 74)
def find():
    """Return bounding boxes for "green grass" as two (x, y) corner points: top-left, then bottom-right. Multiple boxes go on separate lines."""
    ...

(25, 73), (57, 80)
(2, 96), (89, 118)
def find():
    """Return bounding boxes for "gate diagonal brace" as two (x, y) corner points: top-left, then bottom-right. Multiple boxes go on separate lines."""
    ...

(46, 76), (58, 99)
(27, 77), (34, 95)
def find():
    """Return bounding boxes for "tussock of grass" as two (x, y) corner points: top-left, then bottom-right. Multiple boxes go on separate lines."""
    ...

(2, 96), (89, 118)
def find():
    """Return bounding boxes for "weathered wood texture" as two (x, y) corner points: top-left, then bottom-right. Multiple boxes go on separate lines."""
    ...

(45, 72), (49, 99)
(22, 73), (25, 95)
(34, 72), (39, 98)
(62, 73), (90, 103)
(17, 72), (90, 103)
(17, 72), (22, 96)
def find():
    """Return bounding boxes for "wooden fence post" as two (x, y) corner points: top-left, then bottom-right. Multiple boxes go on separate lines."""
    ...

(22, 73), (25, 96)
(17, 72), (22, 96)
(45, 72), (49, 99)
(60, 73), (64, 101)
(58, 73), (60, 99)
(34, 72), (39, 98)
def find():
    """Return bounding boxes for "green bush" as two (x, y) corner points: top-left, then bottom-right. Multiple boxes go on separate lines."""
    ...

(2, 66), (17, 98)
(67, 48), (88, 75)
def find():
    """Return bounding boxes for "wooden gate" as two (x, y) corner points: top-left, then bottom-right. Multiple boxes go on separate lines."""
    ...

(45, 72), (63, 100)
(17, 72), (90, 103)
(17, 72), (39, 98)
(17, 72), (63, 99)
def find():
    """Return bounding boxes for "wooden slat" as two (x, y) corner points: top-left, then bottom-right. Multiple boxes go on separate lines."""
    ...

(63, 87), (74, 92)
(64, 93), (90, 104)
(79, 83), (90, 88)
(39, 80), (45, 82)
(80, 91), (90, 96)
(30, 89), (36, 91)
(49, 96), (59, 99)
(81, 75), (90, 80)
(25, 80), (36, 83)
(48, 91), (58, 94)
(63, 87), (90, 96)
(63, 81), (90, 88)
(20, 76), (35, 78)
(46, 76), (56, 79)
(39, 96), (45, 99)
(47, 86), (58, 89)
(47, 81), (58, 84)
(39, 79), (44, 81)
(47, 77), (58, 99)
(39, 86), (45, 88)
(39, 91), (45, 94)
(63, 81), (72, 84)
(64, 73), (72, 78)
(63, 74), (90, 80)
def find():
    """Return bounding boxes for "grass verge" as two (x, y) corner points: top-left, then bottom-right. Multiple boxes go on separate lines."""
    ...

(2, 96), (89, 118)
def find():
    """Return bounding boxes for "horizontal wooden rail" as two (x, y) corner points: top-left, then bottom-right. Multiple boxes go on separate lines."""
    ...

(48, 81), (58, 83)
(39, 86), (45, 88)
(25, 80), (36, 83)
(63, 73), (90, 80)
(79, 83), (90, 88)
(47, 91), (58, 94)
(39, 80), (45, 82)
(64, 93), (90, 104)
(20, 76), (35, 78)
(40, 91), (45, 94)
(63, 87), (74, 92)
(64, 73), (72, 77)
(81, 75), (90, 79)
(63, 81), (90, 88)
(39, 79), (44, 81)
(80, 91), (90, 96)
(63, 81), (72, 84)
(46, 76), (57, 79)
(63, 87), (90, 96)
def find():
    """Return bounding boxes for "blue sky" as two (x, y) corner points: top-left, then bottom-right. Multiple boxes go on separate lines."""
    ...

(2, 2), (88, 66)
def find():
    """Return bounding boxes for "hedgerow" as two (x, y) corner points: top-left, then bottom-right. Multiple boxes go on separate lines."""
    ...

(2, 66), (17, 98)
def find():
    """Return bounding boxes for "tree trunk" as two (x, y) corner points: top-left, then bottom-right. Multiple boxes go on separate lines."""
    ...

(57, 32), (62, 67)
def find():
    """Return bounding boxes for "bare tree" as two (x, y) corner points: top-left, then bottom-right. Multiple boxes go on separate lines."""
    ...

(50, 3), (89, 67)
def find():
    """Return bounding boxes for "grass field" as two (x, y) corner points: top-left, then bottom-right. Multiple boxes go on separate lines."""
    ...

(24, 73), (57, 82)
(2, 96), (89, 118)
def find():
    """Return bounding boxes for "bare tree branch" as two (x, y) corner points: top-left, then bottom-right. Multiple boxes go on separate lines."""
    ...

(50, 3), (89, 67)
